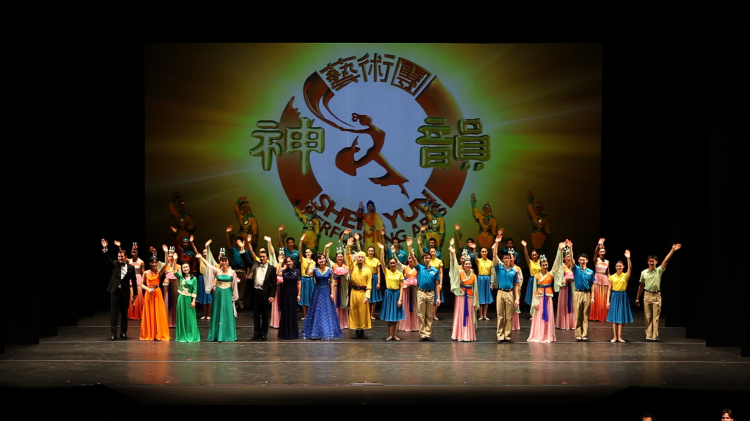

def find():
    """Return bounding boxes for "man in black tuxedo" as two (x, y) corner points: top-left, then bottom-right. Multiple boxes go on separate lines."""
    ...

(239, 241), (276, 341)
(101, 239), (137, 341)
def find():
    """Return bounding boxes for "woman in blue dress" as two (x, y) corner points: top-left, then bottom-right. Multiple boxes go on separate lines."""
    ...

(301, 247), (343, 341)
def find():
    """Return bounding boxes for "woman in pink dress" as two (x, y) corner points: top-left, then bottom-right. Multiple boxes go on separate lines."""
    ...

(124, 242), (144, 320)
(448, 240), (478, 341)
(590, 238), (610, 321)
(527, 256), (556, 343)
(397, 250), (419, 332)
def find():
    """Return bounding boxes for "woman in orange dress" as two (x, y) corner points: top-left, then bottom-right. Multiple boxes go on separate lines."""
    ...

(448, 239), (479, 341)
(139, 253), (170, 341)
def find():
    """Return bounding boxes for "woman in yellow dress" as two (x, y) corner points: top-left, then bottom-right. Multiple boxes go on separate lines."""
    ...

(475, 245), (495, 321)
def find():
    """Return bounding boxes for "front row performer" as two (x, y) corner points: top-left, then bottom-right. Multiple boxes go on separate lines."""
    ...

(195, 241), (239, 342)
(492, 234), (520, 343)
(139, 251), (170, 341)
(347, 247), (373, 339)
(101, 239), (137, 342)
(527, 245), (564, 343)
(564, 240), (595, 342)
(174, 257), (200, 343)
(606, 250), (633, 342)
(448, 239), (479, 342)
(636, 244), (681, 341)
(407, 237), (441, 341)
(378, 242), (405, 341)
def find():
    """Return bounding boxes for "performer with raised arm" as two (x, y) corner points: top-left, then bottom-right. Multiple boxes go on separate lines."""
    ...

(168, 191), (195, 240)
(101, 239), (137, 341)
(509, 249), (524, 331)
(407, 237), (441, 342)
(331, 240), (351, 329)
(448, 239), (479, 342)
(356, 200), (385, 258)
(397, 244), (420, 333)
(636, 244), (682, 341)
(194, 239), (239, 342)
(124, 242), (144, 321)
(527, 245), (564, 343)
(278, 225), (301, 270)
(421, 200), (445, 254)
(590, 238), (611, 322)
(347, 246), (373, 339)
(301, 246), (343, 341)
(454, 223), (478, 273)
(241, 241), (278, 341)
(555, 243), (576, 330)
(419, 233), (444, 320)
(378, 242), (405, 341)
(527, 190), (551, 257)
(234, 196), (258, 251)
(276, 254), (300, 340)
(174, 242), (200, 343)
(418, 226), (443, 260)
(139, 248), (170, 341)
(564, 239), (595, 342)
(492, 233), (520, 343)
(224, 226), (248, 311)
(476, 236), (496, 321)
(294, 201), (321, 254)
(154, 244), (180, 328)
(521, 240), (542, 319)
(607, 250), (633, 342)
(299, 239), (315, 321)
(192, 239), (216, 321)
(357, 233), (383, 320)
(471, 193), (497, 256)
(382, 227), (408, 265)
(247, 235), (282, 329)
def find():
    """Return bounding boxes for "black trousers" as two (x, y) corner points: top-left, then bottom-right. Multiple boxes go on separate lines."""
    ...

(251, 287), (271, 338)
(110, 290), (130, 336)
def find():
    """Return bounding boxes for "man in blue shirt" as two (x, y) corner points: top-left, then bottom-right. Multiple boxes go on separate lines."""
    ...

(418, 226), (443, 260)
(382, 228), (408, 264)
(564, 240), (595, 341)
(407, 237), (441, 341)
(492, 235), (521, 343)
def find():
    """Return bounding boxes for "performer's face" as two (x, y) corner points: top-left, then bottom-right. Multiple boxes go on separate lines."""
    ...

(536, 204), (543, 214)
(179, 203), (187, 213)
(117, 252), (128, 264)
(423, 255), (431, 265)
(304, 205), (313, 214)
(241, 204), (249, 213)
(336, 254), (344, 264)
(287, 239), (295, 249)
(317, 255), (326, 266)
(356, 255), (365, 265)
(462, 260), (472, 271)
(202, 249), (207, 258)
(182, 263), (190, 274)
(647, 258), (657, 269)
(506, 240), (514, 249)
(388, 259), (397, 269)
(480, 248), (488, 258)
(502, 256), (511, 265)
(131, 248), (138, 258)
(531, 251), (538, 260)
(428, 239), (436, 248)
(392, 239), (400, 249)
(150, 260), (158, 270)
(408, 255), (416, 266)
(599, 248), (606, 257)
(259, 253), (268, 264)
(578, 256), (588, 266)
(367, 203), (374, 212)
(429, 248), (437, 257)
(220, 258), (229, 267)
(541, 261), (549, 271)
(285, 258), (294, 268)
(482, 205), (490, 215)
(305, 249), (312, 258)
(615, 262), (624, 272)
(367, 247), (375, 257)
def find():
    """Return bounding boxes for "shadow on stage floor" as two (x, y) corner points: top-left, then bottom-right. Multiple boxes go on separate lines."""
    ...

(1, 311), (747, 418)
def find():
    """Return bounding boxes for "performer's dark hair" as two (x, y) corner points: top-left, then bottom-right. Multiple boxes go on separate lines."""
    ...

(640, 412), (654, 420)
(531, 248), (538, 255)
(314, 253), (326, 265)
(505, 238), (514, 243)
(480, 247), (488, 254)
(580, 253), (589, 259)
(284, 256), (294, 265)
(259, 250), (268, 257)
(615, 260), (625, 266)
(467, 237), (476, 243)
(721, 409), (733, 418)
(286, 237), (296, 243)
(421, 253), (431, 260)
(501, 252), (511, 259)
(647, 255), (658, 260)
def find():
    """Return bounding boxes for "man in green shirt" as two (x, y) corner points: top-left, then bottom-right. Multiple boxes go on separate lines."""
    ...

(636, 243), (681, 341)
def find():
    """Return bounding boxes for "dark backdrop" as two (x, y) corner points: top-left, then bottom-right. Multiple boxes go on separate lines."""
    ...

(4, 40), (746, 358)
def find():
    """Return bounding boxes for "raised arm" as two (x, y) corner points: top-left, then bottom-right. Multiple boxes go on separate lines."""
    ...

(248, 235), (259, 261)
(406, 237), (416, 262)
(624, 250), (632, 277)
(225, 225), (234, 251)
(378, 242), (386, 268)
(344, 237), (355, 268)
(277, 225), (285, 252)
(661, 244), (682, 269)
(492, 232), (503, 265)
(471, 193), (482, 221)
(521, 240), (531, 266)
(454, 223), (463, 249)
(594, 238), (604, 262)
(353, 232), (362, 252)
(101, 239), (115, 267)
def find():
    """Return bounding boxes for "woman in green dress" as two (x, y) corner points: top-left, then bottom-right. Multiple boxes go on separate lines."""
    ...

(175, 262), (201, 342)
(194, 239), (238, 342)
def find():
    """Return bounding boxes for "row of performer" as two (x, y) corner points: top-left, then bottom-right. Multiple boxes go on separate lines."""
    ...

(102, 231), (681, 344)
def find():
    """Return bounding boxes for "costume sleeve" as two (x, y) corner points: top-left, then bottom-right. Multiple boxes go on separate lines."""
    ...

(490, 264), (498, 289)
(449, 252), (463, 296)
(551, 247), (565, 292)
(294, 206), (305, 223)
(530, 274), (540, 316)
(231, 269), (239, 317)
(364, 269), (372, 300)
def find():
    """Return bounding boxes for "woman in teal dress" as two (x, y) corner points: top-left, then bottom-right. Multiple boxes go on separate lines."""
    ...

(194, 239), (238, 342)
(175, 262), (201, 342)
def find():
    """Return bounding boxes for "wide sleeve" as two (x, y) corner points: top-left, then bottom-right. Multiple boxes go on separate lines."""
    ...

(449, 252), (463, 296)
(551, 247), (565, 292)
(364, 269), (372, 300)
(490, 264), (499, 289)
(188, 275), (197, 298)
(529, 274), (540, 316)
(200, 256), (220, 295)
(206, 244), (218, 268)
(231, 269), (239, 317)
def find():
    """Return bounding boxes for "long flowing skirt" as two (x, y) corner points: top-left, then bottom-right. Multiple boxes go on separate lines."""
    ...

(175, 294), (200, 342)
(270, 285), (281, 328)
(301, 284), (343, 340)
(380, 289), (405, 322)
(370, 280), (383, 303)
(332, 283), (348, 329)
(278, 288), (299, 339)
(477, 275), (493, 305)
(512, 310), (520, 330)
(196, 275), (213, 304)
(590, 274), (610, 321)
(605, 290), (634, 324)
(207, 287), (237, 342)
(451, 293), (476, 341)
(556, 285), (575, 330)
(398, 287), (419, 331)
(128, 273), (144, 320)
(528, 296), (556, 343)
(140, 288), (170, 341)
(349, 290), (371, 330)
(300, 276), (314, 306)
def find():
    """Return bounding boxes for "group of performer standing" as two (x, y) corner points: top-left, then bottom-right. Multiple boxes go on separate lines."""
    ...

(102, 191), (681, 344)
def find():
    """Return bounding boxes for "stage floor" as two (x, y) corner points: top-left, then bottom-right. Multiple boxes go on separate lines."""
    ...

(1, 310), (748, 408)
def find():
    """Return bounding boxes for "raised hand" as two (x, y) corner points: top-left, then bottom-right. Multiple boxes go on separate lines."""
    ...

(498, 228), (504, 236)
(114, 240), (121, 247)
(420, 225), (427, 231)
(449, 238), (455, 246)
(325, 242), (333, 248)
(353, 233), (360, 240)
(624, 250), (631, 258)
(381, 227), (386, 235)
(278, 225), (284, 231)
(406, 237), (413, 247)
(359, 201), (364, 209)
(343, 229), (352, 235)
(300, 233), (306, 242)
(599, 238), (605, 245)
(495, 234), (503, 243)
(226, 226), (233, 233)
(149, 246), (157, 254)
(454, 223), (460, 230)
(521, 240), (527, 248)
(673, 244), (682, 250)
(469, 243), (476, 249)
(390, 245), (396, 253)
(448, 245), (455, 254)
(559, 242), (565, 250)
(189, 235), (194, 243)
(471, 193), (476, 201)
(171, 227), (178, 233)
(162, 244), (168, 253)
(236, 238), (245, 249)
(101, 238), (108, 248)
(263, 236), (271, 242)
(205, 239), (212, 247)
(347, 237), (354, 246)
(377, 242), (384, 249)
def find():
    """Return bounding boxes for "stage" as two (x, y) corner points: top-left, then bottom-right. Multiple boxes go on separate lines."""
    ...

(1, 309), (747, 415)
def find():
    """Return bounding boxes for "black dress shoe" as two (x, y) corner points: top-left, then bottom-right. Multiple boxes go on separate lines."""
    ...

(359, 333), (368, 339)
(351, 333), (361, 339)
(420, 337), (429, 342)
(251, 335), (262, 340)
(120, 334), (129, 340)
(262, 336), (267, 341)
(109, 335), (117, 342)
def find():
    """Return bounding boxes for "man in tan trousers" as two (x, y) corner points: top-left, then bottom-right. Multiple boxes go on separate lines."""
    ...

(636, 244), (681, 341)
(492, 234), (520, 343)
(564, 240), (595, 341)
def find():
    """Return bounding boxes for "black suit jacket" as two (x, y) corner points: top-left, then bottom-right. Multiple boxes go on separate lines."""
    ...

(103, 251), (137, 294)
(241, 252), (277, 298)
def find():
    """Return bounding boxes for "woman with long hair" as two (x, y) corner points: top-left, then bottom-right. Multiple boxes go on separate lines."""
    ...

(276, 255), (301, 339)
(476, 246), (495, 320)
(397, 248), (420, 333)
(606, 250), (633, 342)
(331, 242), (351, 329)
(174, 254), (200, 343)
(139, 252), (170, 341)
(299, 242), (315, 320)
(590, 238), (611, 321)
(301, 249), (343, 340)
(193, 239), (238, 342)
